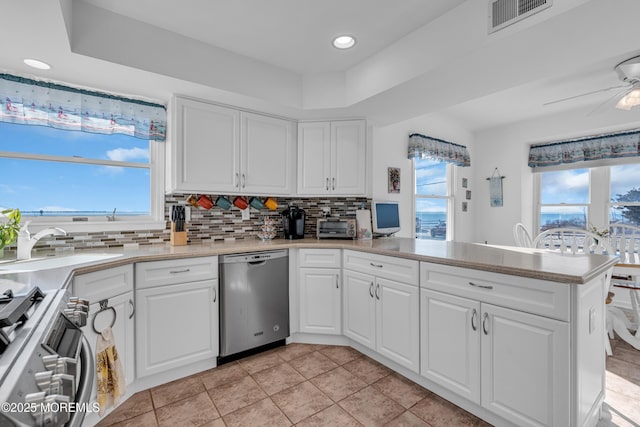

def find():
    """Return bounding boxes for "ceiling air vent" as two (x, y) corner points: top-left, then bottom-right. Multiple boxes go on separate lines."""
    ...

(489, 0), (552, 33)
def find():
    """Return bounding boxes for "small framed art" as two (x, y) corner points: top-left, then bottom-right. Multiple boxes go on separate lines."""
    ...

(388, 167), (400, 193)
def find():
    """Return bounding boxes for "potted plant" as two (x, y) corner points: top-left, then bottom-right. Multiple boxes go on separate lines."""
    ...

(0, 208), (21, 257)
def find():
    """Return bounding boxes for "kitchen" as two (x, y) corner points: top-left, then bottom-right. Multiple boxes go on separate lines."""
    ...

(1, 1), (640, 426)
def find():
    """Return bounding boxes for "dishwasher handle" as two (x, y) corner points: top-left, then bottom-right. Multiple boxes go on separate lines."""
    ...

(248, 260), (267, 266)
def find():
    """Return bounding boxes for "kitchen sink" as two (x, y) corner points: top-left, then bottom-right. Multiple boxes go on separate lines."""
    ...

(0, 253), (123, 273)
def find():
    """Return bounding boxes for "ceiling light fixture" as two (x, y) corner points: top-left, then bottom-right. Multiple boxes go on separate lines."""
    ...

(23, 59), (51, 70)
(332, 35), (356, 50)
(616, 83), (640, 110)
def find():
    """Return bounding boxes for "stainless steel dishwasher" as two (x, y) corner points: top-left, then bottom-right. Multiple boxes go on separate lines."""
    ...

(219, 249), (289, 358)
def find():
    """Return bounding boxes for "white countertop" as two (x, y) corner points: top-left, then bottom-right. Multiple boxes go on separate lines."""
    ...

(0, 237), (619, 289)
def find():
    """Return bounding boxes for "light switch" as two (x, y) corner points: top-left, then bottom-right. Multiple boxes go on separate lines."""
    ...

(242, 208), (250, 220)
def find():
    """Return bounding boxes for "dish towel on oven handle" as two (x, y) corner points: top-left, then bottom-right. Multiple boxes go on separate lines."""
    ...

(95, 327), (126, 416)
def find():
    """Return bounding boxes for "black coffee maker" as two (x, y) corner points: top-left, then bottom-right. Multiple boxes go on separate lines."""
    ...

(282, 206), (305, 239)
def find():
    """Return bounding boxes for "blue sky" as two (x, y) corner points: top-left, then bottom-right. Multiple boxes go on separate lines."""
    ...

(0, 122), (150, 215)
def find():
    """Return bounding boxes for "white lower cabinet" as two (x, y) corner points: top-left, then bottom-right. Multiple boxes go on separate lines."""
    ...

(298, 249), (342, 335)
(421, 264), (572, 427)
(299, 268), (342, 335)
(135, 257), (219, 378)
(343, 269), (419, 373)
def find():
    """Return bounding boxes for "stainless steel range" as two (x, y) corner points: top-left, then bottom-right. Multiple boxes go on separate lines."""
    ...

(0, 278), (93, 427)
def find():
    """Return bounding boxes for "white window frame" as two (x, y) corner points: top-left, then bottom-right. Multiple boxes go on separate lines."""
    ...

(0, 139), (166, 234)
(413, 159), (454, 240)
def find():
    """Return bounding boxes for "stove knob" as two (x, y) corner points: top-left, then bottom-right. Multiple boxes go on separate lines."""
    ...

(34, 371), (53, 392)
(52, 373), (76, 401)
(42, 354), (59, 371)
(58, 356), (78, 377)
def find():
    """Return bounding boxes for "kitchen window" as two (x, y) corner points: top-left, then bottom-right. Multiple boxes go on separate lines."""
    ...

(535, 162), (640, 232)
(414, 158), (452, 240)
(0, 121), (165, 232)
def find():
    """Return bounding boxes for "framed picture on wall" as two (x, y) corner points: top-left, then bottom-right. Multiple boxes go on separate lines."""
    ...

(388, 167), (400, 193)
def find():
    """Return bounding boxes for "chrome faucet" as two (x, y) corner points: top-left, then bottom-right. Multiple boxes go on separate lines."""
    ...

(17, 221), (67, 260)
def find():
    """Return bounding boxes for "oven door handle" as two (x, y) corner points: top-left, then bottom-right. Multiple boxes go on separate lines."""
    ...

(67, 335), (95, 427)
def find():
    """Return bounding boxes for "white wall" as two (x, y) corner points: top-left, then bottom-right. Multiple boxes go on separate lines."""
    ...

(372, 112), (475, 241)
(473, 107), (640, 246)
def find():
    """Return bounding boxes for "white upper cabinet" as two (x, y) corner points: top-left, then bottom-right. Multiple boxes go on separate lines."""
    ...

(171, 97), (240, 193)
(298, 120), (366, 196)
(169, 96), (294, 195)
(240, 112), (294, 194)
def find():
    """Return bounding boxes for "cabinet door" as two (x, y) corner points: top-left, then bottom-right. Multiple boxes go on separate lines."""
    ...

(481, 303), (569, 427)
(82, 291), (135, 399)
(173, 98), (239, 192)
(330, 120), (365, 195)
(240, 112), (294, 195)
(299, 268), (341, 335)
(376, 278), (419, 373)
(420, 289), (480, 403)
(297, 122), (331, 195)
(136, 279), (218, 378)
(342, 269), (376, 350)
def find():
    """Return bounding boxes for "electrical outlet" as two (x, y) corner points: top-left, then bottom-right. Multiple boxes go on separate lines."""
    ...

(241, 208), (250, 220)
(321, 207), (331, 216)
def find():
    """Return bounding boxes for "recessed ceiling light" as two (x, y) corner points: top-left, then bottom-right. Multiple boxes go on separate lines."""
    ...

(23, 59), (51, 70)
(332, 35), (356, 50)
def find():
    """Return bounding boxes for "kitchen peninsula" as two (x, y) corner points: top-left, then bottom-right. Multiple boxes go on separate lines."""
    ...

(0, 238), (617, 427)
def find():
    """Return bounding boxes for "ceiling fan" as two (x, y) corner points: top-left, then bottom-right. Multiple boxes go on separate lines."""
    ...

(544, 55), (640, 111)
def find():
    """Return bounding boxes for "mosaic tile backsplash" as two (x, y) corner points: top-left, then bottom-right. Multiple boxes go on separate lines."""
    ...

(6, 195), (370, 256)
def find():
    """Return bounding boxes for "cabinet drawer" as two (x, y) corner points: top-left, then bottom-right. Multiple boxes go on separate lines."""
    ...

(343, 250), (418, 285)
(299, 249), (341, 268)
(420, 262), (570, 321)
(135, 256), (218, 289)
(73, 265), (134, 302)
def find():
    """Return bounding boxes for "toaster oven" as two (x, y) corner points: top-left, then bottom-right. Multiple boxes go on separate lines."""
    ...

(316, 218), (356, 239)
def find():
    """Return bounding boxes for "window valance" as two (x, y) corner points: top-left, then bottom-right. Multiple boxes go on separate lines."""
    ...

(528, 128), (640, 169)
(0, 73), (166, 141)
(408, 133), (470, 167)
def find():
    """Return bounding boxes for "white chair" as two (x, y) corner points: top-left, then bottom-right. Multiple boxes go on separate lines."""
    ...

(607, 224), (640, 351)
(513, 223), (533, 247)
(532, 228), (616, 354)
(532, 227), (612, 255)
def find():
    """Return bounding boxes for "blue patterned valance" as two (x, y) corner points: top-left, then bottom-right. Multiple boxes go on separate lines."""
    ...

(408, 133), (470, 167)
(528, 128), (640, 169)
(0, 74), (166, 141)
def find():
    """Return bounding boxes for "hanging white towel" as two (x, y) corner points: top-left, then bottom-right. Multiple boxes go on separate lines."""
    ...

(95, 327), (126, 416)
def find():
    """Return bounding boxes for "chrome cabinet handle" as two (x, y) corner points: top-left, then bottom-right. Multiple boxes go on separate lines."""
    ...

(471, 308), (477, 331)
(469, 281), (493, 290)
(242, 173), (246, 188)
(369, 282), (374, 298)
(326, 178), (329, 191)
(129, 299), (135, 319)
(375, 283), (380, 300)
(213, 287), (217, 303)
(336, 274), (339, 289)
(169, 268), (191, 274)
(235, 172), (239, 188)
(370, 262), (383, 268)
(332, 177), (336, 190)
(482, 312), (489, 335)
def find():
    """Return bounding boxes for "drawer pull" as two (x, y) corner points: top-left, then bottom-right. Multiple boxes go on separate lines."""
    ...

(469, 281), (493, 290)
(375, 283), (380, 300)
(169, 268), (191, 274)
(370, 263), (384, 268)
(482, 312), (489, 335)
(129, 299), (135, 319)
(213, 288), (217, 303)
(336, 274), (339, 289)
(326, 178), (330, 191)
(471, 308), (477, 331)
(369, 282), (374, 298)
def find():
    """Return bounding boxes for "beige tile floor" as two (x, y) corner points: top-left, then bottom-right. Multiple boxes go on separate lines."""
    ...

(96, 338), (640, 427)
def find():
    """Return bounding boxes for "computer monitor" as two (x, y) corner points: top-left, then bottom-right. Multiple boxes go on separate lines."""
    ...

(371, 200), (400, 235)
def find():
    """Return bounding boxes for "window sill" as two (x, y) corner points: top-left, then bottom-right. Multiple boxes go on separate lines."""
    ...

(23, 219), (167, 234)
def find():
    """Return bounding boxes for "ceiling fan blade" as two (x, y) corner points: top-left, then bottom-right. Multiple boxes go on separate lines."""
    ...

(586, 87), (633, 116)
(543, 85), (629, 106)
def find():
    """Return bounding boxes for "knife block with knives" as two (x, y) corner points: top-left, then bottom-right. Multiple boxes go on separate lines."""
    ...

(170, 205), (188, 246)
